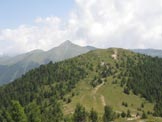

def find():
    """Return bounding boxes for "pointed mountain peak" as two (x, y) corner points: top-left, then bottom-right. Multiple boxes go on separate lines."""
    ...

(60, 40), (73, 46)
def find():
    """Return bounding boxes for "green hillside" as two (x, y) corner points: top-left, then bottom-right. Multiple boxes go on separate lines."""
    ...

(0, 48), (162, 122)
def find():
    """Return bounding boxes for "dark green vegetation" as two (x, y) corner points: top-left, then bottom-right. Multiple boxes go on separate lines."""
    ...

(0, 48), (162, 121)
(0, 40), (95, 85)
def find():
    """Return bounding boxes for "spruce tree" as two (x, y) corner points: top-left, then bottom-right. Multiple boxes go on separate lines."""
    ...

(103, 105), (115, 122)
(11, 100), (27, 122)
(89, 108), (98, 122)
(73, 104), (87, 122)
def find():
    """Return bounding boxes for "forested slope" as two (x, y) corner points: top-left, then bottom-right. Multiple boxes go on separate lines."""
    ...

(0, 48), (162, 121)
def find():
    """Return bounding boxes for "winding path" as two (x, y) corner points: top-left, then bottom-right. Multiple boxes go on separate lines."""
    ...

(92, 82), (106, 106)
(93, 82), (105, 94)
(112, 49), (118, 60)
(100, 95), (106, 106)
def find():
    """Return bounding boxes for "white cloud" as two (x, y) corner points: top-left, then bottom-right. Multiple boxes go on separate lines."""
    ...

(0, 0), (162, 55)
(72, 0), (162, 48)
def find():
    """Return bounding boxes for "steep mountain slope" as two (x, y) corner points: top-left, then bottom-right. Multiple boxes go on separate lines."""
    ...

(0, 49), (44, 66)
(0, 62), (39, 84)
(132, 49), (162, 58)
(0, 40), (95, 65)
(0, 48), (162, 121)
(0, 56), (10, 63)
(44, 40), (94, 63)
(0, 40), (95, 85)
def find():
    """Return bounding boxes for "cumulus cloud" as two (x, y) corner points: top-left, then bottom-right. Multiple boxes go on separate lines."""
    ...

(0, 0), (162, 55)
(73, 0), (162, 48)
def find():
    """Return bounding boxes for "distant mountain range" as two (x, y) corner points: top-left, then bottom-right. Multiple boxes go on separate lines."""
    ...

(132, 49), (162, 58)
(0, 40), (96, 85)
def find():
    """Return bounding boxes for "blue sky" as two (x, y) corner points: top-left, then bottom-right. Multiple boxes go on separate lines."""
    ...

(0, 0), (162, 55)
(0, 0), (74, 28)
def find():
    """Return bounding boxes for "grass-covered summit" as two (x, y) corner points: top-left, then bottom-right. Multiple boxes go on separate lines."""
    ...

(0, 48), (162, 121)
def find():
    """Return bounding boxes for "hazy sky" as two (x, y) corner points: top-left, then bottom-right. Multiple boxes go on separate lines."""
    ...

(0, 0), (162, 55)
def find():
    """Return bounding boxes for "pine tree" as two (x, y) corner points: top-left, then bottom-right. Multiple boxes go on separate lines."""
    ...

(121, 111), (126, 118)
(25, 101), (41, 122)
(103, 105), (115, 122)
(142, 111), (147, 119)
(0, 110), (13, 122)
(127, 109), (131, 117)
(10, 100), (27, 122)
(73, 104), (87, 122)
(89, 108), (98, 122)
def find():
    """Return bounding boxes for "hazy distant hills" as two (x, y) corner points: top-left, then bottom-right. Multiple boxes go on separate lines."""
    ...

(0, 40), (96, 65)
(0, 40), (96, 84)
(132, 49), (162, 58)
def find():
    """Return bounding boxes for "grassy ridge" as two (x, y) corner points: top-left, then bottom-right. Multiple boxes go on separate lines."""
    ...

(63, 48), (162, 121)
(0, 48), (162, 121)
